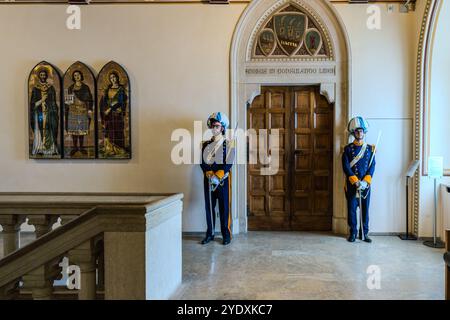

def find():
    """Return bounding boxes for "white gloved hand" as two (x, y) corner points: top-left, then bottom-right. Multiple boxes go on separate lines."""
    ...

(210, 175), (220, 187)
(360, 181), (369, 190)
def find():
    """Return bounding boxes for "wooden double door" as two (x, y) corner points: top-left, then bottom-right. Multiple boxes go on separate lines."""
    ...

(247, 86), (333, 231)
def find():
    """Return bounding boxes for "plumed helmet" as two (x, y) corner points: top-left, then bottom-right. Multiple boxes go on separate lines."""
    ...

(207, 112), (229, 129)
(348, 116), (369, 134)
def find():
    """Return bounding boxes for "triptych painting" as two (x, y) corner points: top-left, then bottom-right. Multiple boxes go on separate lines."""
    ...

(28, 61), (131, 160)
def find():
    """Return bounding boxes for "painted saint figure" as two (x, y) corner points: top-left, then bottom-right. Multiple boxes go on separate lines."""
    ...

(99, 71), (128, 156)
(65, 70), (94, 156)
(30, 68), (59, 156)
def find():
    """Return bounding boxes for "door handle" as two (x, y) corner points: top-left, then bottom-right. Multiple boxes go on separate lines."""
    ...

(247, 140), (249, 162)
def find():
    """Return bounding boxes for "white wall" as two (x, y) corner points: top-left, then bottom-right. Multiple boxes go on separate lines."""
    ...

(366, 119), (412, 233)
(420, 0), (450, 238)
(334, 3), (419, 233)
(0, 2), (422, 233)
(429, 1), (450, 169)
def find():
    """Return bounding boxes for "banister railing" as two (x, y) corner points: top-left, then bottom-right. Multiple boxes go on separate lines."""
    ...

(0, 192), (183, 300)
(0, 192), (175, 254)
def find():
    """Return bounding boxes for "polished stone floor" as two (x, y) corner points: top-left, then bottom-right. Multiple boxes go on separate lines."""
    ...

(172, 232), (445, 300)
(0, 232), (445, 300)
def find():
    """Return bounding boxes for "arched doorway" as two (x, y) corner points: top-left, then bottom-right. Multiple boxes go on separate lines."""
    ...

(230, 0), (351, 234)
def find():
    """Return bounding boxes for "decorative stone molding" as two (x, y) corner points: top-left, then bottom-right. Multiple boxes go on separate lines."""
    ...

(249, 0), (334, 61)
(245, 84), (262, 106)
(320, 83), (335, 104)
(413, 0), (442, 236)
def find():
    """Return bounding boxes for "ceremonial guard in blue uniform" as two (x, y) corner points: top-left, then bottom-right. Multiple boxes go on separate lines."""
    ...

(342, 117), (376, 243)
(200, 112), (234, 245)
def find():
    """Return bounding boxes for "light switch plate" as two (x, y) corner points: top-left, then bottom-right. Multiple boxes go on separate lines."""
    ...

(387, 4), (395, 13)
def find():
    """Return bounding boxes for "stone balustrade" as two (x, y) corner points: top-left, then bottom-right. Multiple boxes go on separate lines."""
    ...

(0, 192), (183, 300)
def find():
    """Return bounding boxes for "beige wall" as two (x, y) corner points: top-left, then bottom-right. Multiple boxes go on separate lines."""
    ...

(0, 2), (423, 233)
(0, 4), (245, 232)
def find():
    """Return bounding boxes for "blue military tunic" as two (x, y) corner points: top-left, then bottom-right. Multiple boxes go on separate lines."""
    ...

(342, 141), (376, 236)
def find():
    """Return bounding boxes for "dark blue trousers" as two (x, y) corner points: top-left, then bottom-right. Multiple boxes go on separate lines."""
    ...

(346, 189), (371, 236)
(203, 177), (231, 241)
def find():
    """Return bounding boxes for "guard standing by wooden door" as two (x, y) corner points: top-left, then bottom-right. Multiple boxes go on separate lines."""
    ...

(200, 112), (235, 245)
(342, 117), (376, 243)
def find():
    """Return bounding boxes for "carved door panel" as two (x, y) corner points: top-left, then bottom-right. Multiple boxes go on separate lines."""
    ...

(290, 87), (333, 231)
(247, 86), (333, 231)
(247, 87), (291, 230)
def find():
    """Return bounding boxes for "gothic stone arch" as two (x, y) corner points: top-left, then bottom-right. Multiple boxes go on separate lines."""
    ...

(413, 0), (443, 236)
(230, 0), (351, 234)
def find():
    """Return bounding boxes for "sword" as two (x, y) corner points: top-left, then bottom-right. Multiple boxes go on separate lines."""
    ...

(368, 131), (382, 168)
(357, 131), (381, 240)
(358, 187), (364, 241)
(360, 131), (381, 203)
(208, 177), (215, 238)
